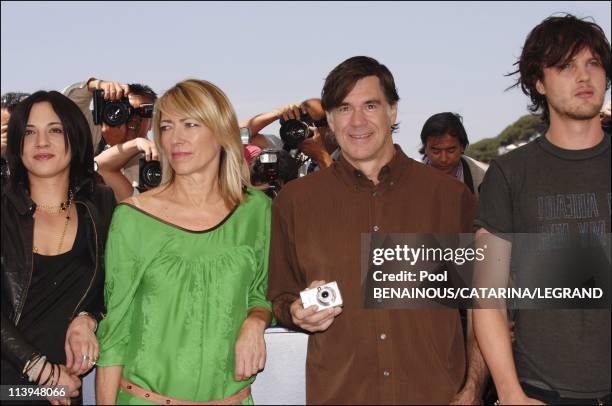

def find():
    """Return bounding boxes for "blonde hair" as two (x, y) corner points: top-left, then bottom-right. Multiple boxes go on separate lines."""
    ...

(152, 79), (250, 207)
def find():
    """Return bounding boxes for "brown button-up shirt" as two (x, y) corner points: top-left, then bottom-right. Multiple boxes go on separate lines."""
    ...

(268, 146), (476, 405)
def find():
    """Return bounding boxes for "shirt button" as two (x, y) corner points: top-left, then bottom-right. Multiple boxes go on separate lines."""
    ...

(390, 181), (395, 186)
(383, 369), (390, 377)
(372, 191), (377, 197)
(380, 333), (387, 340)
(373, 225), (380, 232)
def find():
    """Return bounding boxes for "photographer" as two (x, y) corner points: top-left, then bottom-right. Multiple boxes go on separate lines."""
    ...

(250, 149), (299, 198)
(94, 137), (160, 202)
(62, 78), (158, 200)
(240, 98), (338, 174)
(1, 92), (31, 181)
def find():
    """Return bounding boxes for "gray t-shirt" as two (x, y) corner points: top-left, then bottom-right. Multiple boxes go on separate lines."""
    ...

(475, 133), (611, 398)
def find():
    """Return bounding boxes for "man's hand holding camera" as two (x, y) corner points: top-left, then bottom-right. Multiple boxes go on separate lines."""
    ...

(290, 280), (343, 333)
(277, 101), (334, 169)
(86, 78), (129, 101)
(133, 137), (159, 162)
(277, 103), (304, 122)
(300, 127), (334, 169)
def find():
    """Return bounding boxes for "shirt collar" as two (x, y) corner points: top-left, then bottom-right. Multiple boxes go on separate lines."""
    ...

(334, 144), (408, 189)
(423, 156), (464, 182)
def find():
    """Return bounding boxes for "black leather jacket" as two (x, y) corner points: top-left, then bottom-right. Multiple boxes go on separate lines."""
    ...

(1, 179), (116, 372)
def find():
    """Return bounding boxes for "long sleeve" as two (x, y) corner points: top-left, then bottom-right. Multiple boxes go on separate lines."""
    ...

(247, 197), (272, 312)
(1, 311), (37, 373)
(267, 193), (306, 330)
(80, 186), (118, 323)
(96, 207), (145, 366)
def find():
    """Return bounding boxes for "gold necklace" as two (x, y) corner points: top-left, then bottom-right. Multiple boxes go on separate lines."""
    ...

(33, 191), (74, 255)
(35, 195), (73, 214)
(56, 204), (72, 254)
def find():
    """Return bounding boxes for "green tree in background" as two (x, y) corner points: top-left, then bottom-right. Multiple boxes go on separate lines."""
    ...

(466, 114), (546, 162)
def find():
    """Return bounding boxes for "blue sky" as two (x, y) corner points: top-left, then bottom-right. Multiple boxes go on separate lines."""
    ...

(2, 1), (610, 158)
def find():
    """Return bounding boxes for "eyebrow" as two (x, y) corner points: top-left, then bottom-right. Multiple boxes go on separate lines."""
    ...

(557, 53), (601, 66)
(25, 122), (63, 127)
(160, 118), (194, 123)
(337, 99), (382, 107)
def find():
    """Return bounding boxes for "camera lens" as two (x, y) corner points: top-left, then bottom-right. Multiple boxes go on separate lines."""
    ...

(316, 287), (335, 306)
(143, 163), (162, 187)
(103, 102), (131, 127)
(279, 119), (311, 150)
(139, 159), (162, 191)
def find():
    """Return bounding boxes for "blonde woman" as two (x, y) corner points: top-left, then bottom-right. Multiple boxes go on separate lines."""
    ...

(96, 79), (272, 405)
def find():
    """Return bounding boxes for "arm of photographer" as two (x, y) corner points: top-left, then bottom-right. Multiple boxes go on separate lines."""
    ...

(240, 103), (304, 149)
(300, 127), (334, 170)
(95, 138), (158, 202)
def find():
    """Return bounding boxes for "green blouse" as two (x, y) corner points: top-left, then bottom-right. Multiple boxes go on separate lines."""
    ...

(97, 189), (272, 405)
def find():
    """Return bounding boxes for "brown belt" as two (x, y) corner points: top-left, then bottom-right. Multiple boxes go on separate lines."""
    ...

(120, 378), (251, 405)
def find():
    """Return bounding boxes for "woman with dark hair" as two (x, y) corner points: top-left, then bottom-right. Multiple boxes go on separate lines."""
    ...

(1, 91), (116, 404)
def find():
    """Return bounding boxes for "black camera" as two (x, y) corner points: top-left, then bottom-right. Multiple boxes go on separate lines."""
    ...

(251, 149), (299, 199)
(279, 113), (318, 150)
(92, 89), (154, 127)
(137, 157), (162, 193)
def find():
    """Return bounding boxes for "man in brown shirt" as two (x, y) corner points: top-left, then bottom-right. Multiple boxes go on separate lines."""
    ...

(268, 56), (485, 404)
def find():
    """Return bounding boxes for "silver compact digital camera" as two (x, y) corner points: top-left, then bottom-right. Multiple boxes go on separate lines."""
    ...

(300, 281), (343, 311)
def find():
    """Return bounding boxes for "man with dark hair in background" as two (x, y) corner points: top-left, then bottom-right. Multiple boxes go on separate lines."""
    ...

(474, 14), (611, 405)
(419, 112), (488, 199)
(63, 78), (158, 200)
(268, 56), (487, 404)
